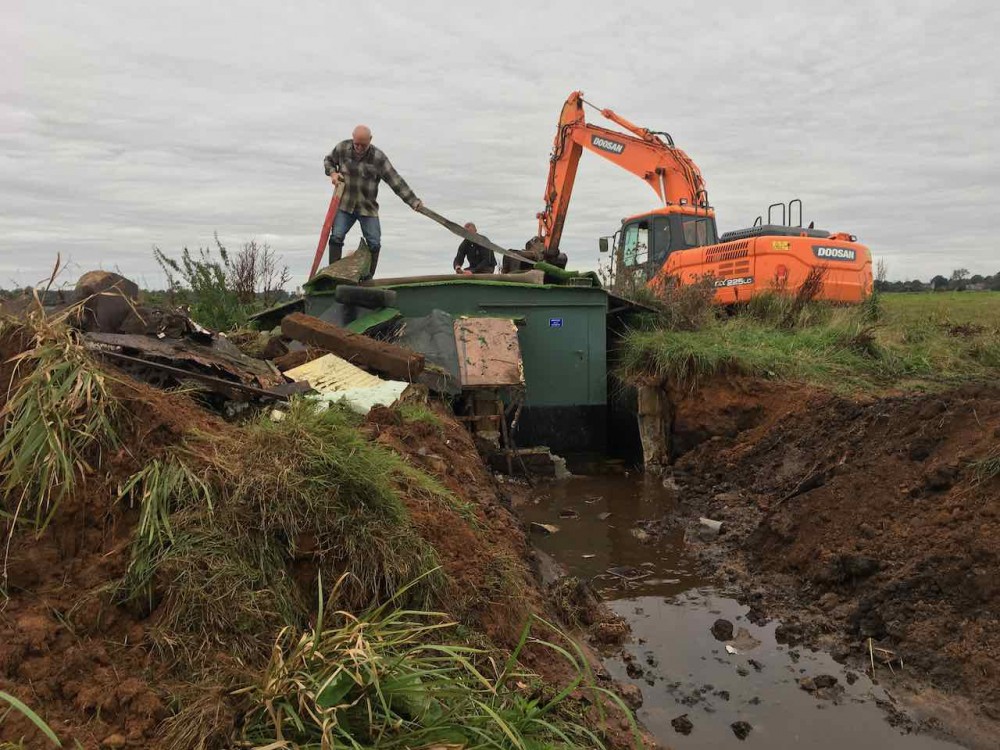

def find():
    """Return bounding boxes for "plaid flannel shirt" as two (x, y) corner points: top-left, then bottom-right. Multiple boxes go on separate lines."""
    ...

(323, 140), (419, 216)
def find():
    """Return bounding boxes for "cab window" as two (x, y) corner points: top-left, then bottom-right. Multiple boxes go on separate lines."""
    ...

(621, 221), (650, 267)
(680, 217), (717, 248)
(651, 216), (671, 263)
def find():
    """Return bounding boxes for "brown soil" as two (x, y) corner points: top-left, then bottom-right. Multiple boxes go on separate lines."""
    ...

(669, 377), (817, 458)
(366, 404), (543, 645)
(667, 378), (1000, 740)
(0, 330), (267, 747)
(1, 335), (231, 747)
(1, 325), (642, 748)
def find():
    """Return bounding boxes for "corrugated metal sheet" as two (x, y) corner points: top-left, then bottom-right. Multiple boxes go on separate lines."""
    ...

(84, 331), (284, 388)
(284, 353), (383, 393)
(454, 318), (524, 388)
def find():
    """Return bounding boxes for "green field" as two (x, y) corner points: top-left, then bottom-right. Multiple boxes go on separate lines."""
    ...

(620, 291), (1000, 393)
(881, 291), (1000, 327)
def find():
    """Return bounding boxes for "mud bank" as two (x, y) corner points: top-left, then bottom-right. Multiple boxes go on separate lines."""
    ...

(665, 379), (1000, 747)
(0, 324), (640, 749)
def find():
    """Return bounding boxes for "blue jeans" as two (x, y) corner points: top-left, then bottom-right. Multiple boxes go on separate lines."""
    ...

(329, 210), (381, 275)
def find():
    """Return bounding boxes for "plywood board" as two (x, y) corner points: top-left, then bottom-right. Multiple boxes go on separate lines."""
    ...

(454, 318), (524, 388)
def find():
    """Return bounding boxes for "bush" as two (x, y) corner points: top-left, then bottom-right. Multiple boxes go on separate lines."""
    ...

(859, 259), (887, 323)
(154, 235), (290, 331)
(650, 275), (718, 332)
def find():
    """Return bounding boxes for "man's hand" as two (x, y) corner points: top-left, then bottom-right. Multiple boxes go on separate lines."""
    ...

(329, 172), (343, 186)
(412, 199), (423, 211)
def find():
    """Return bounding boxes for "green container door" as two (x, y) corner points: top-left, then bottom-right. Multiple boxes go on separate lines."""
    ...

(478, 301), (600, 407)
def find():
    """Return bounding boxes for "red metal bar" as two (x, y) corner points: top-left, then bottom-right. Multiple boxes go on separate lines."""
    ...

(309, 184), (344, 280)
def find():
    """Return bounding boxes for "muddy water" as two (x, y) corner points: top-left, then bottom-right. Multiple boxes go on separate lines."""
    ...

(520, 474), (961, 749)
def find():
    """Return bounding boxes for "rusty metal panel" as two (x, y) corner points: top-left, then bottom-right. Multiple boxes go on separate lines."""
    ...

(454, 318), (524, 388)
(84, 331), (283, 388)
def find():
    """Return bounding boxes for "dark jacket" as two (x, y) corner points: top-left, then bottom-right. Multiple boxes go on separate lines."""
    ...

(453, 239), (496, 274)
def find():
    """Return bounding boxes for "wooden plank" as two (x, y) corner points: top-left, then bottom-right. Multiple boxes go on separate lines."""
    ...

(414, 205), (536, 267)
(280, 312), (425, 381)
(454, 318), (524, 387)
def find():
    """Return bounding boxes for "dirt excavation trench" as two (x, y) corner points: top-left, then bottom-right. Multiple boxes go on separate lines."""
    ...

(517, 379), (1000, 749)
(1, 307), (997, 748)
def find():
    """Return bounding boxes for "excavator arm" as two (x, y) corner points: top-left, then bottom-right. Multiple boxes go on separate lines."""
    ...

(537, 91), (710, 252)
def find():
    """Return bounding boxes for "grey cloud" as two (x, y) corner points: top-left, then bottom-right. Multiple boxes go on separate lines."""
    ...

(1, 0), (998, 289)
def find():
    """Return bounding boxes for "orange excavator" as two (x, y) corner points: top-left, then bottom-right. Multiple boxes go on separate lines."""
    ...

(537, 91), (872, 303)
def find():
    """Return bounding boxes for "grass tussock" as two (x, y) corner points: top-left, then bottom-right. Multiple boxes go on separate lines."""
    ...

(236, 580), (630, 750)
(398, 401), (444, 430)
(972, 448), (1000, 485)
(228, 402), (444, 606)
(115, 401), (447, 661)
(0, 321), (120, 538)
(621, 288), (1000, 393)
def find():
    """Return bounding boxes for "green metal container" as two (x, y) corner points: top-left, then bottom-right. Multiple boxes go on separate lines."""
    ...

(306, 280), (610, 451)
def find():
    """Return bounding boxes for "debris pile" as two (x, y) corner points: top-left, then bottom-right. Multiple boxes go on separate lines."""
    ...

(3, 269), (533, 426)
(0, 271), (643, 749)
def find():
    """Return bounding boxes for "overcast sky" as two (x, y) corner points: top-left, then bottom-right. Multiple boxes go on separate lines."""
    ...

(2, 0), (997, 289)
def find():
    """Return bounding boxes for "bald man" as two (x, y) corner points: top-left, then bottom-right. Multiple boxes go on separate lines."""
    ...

(323, 125), (423, 278)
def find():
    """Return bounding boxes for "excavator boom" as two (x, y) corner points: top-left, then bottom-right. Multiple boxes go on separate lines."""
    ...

(537, 91), (710, 252)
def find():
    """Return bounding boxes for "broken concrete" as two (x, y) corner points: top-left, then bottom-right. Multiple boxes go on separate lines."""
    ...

(637, 384), (670, 468)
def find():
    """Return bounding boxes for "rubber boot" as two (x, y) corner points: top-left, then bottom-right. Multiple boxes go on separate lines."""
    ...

(328, 236), (344, 266)
(362, 246), (381, 282)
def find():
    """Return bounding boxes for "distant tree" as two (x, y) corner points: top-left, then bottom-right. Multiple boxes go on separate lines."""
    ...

(970, 274), (985, 285)
(930, 274), (949, 291)
(947, 268), (969, 291)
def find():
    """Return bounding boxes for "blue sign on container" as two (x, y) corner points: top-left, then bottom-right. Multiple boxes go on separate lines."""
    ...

(549, 318), (563, 328)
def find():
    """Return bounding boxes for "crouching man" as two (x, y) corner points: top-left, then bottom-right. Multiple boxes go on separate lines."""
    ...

(453, 223), (497, 275)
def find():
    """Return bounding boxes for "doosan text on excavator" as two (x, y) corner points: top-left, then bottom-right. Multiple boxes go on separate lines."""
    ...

(536, 91), (873, 303)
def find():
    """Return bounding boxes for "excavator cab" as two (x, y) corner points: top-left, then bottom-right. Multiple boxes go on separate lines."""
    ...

(612, 209), (719, 283)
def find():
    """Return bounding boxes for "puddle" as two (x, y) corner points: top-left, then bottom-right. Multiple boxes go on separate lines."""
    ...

(520, 474), (962, 748)
(520, 472), (706, 598)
